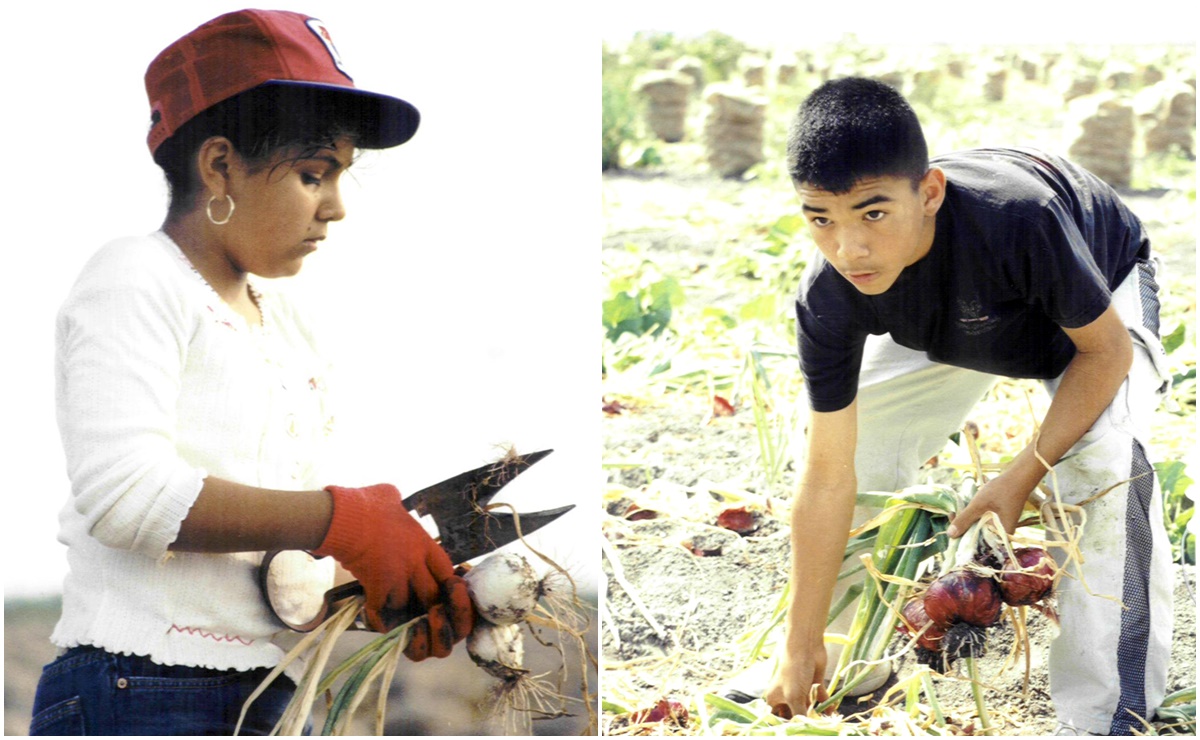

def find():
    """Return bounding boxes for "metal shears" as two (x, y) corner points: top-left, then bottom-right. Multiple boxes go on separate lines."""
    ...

(258, 449), (571, 632)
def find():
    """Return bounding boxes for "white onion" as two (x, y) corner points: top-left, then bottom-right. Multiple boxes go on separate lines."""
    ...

(466, 621), (526, 681)
(464, 552), (541, 626)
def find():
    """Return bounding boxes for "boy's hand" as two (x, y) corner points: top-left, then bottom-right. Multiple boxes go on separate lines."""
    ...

(764, 646), (829, 719)
(947, 469), (1031, 537)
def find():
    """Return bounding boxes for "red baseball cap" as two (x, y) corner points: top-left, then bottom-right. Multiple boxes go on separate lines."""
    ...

(144, 9), (419, 155)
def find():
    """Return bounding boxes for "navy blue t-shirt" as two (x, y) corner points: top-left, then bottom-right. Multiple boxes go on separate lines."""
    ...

(795, 147), (1150, 413)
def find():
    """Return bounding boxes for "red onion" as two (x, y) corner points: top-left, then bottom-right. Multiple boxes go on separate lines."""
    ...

(997, 547), (1055, 606)
(923, 570), (1003, 628)
(632, 699), (689, 726)
(897, 598), (946, 651)
(716, 506), (760, 535)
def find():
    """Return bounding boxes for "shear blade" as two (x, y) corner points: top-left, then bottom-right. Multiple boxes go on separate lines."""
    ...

(441, 504), (575, 564)
(403, 448), (554, 520)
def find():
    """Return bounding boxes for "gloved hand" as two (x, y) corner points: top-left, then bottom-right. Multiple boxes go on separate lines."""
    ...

(314, 484), (474, 657)
(403, 575), (473, 661)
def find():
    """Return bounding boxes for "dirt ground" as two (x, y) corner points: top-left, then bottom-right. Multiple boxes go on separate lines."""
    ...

(600, 162), (1198, 735)
(600, 395), (1197, 735)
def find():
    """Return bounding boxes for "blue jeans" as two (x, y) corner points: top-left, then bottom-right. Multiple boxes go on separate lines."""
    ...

(29, 645), (300, 736)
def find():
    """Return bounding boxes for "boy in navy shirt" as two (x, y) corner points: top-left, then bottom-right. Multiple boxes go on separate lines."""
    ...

(762, 78), (1172, 735)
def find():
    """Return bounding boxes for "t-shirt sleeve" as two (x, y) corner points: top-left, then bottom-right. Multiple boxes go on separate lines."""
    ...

(795, 268), (868, 413)
(1025, 195), (1113, 329)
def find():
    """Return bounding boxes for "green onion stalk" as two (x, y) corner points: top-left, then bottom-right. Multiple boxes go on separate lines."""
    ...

(818, 485), (960, 711)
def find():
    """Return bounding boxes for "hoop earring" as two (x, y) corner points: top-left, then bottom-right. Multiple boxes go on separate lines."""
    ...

(206, 195), (235, 226)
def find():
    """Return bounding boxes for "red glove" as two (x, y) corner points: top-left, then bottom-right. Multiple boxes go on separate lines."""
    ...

(403, 576), (473, 661)
(314, 484), (474, 657)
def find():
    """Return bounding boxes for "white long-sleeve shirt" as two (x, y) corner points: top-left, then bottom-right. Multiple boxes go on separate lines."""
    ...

(51, 231), (335, 675)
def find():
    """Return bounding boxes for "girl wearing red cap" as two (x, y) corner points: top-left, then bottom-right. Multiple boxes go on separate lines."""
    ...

(30, 10), (472, 735)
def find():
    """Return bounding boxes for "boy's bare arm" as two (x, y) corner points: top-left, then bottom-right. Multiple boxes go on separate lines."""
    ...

(765, 401), (859, 717)
(950, 303), (1134, 536)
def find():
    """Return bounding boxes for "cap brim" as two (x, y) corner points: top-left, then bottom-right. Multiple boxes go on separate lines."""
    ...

(260, 80), (420, 148)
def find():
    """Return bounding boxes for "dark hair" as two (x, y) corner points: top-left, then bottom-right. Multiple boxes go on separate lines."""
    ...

(154, 85), (367, 219)
(786, 77), (928, 193)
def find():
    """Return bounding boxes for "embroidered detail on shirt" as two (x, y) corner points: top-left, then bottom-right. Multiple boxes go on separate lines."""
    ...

(955, 299), (1001, 336)
(168, 624), (255, 646)
(205, 304), (238, 331)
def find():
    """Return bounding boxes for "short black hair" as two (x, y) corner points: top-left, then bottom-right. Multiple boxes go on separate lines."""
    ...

(786, 77), (928, 193)
(154, 85), (369, 220)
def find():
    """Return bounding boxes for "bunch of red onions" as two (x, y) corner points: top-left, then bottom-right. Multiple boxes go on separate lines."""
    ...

(898, 544), (1055, 669)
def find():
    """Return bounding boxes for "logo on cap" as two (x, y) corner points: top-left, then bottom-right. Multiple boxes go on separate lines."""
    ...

(306, 19), (349, 77)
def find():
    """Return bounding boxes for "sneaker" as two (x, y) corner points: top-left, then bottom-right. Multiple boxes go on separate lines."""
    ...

(718, 655), (893, 704)
(1054, 722), (1101, 735)
(720, 657), (775, 704)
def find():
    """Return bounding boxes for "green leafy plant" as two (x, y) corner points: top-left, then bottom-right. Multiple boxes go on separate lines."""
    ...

(1155, 459), (1195, 564)
(600, 46), (638, 171)
(618, 29), (747, 85)
(719, 213), (810, 304)
(1154, 686), (1197, 735)
(745, 346), (796, 491)
(763, 214), (806, 256)
(602, 70), (637, 171)
(1162, 323), (1187, 354)
(602, 262), (685, 342)
(677, 30), (748, 84)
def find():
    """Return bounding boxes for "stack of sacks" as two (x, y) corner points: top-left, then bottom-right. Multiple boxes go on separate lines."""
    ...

(703, 83), (767, 178)
(1135, 80), (1195, 157)
(1066, 92), (1136, 187)
(634, 71), (693, 143)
